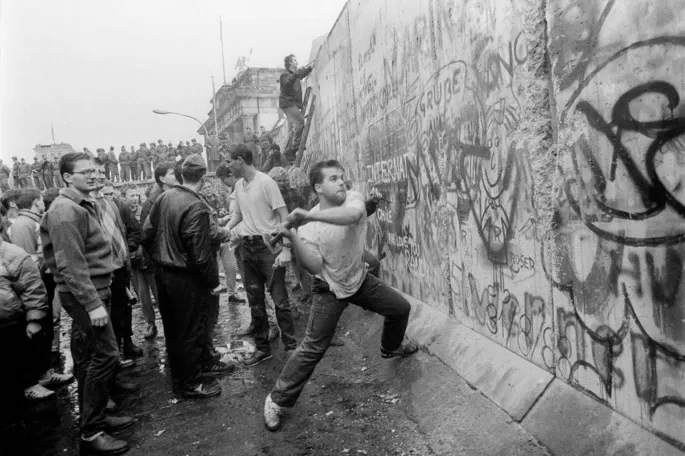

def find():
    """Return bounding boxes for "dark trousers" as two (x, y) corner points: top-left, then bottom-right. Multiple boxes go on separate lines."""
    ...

(60, 289), (120, 437)
(20, 270), (54, 388)
(156, 269), (208, 388)
(109, 164), (119, 182)
(240, 240), (296, 352)
(270, 273), (411, 407)
(43, 173), (53, 189)
(109, 267), (132, 348)
(202, 293), (220, 365)
(0, 322), (26, 434)
(282, 106), (305, 163)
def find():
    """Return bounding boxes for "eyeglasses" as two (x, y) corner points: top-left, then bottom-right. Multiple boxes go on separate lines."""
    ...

(71, 168), (96, 177)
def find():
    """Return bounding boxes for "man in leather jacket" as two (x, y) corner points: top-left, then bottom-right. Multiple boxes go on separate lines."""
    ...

(141, 155), (225, 399)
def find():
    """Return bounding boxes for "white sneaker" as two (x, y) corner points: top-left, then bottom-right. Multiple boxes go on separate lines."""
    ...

(263, 394), (282, 431)
(24, 384), (55, 400)
(38, 369), (73, 387)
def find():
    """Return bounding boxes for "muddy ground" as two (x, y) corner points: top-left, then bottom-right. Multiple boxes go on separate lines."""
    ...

(21, 282), (551, 456)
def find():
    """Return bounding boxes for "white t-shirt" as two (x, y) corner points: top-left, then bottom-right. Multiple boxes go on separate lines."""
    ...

(299, 191), (367, 299)
(234, 171), (286, 236)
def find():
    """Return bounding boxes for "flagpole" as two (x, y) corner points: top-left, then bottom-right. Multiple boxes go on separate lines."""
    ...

(220, 17), (227, 85)
(211, 76), (219, 136)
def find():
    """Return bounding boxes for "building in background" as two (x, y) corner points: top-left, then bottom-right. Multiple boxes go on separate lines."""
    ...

(199, 67), (283, 162)
(33, 143), (77, 160)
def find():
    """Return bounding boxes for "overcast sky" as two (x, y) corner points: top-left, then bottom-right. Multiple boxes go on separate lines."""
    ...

(0, 0), (346, 162)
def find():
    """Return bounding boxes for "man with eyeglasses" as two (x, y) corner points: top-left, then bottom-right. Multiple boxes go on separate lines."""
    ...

(40, 153), (132, 455)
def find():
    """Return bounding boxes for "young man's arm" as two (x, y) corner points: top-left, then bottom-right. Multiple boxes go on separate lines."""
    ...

(291, 195), (365, 227)
(226, 208), (243, 231)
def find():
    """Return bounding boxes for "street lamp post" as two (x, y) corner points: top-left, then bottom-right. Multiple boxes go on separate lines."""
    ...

(152, 109), (217, 169)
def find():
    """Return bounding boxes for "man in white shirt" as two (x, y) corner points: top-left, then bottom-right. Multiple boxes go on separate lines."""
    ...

(263, 159), (418, 431)
(225, 144), (297, 366)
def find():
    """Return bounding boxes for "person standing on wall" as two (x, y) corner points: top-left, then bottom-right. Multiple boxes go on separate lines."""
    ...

(19, 158), (31, 189)
(11, 157), (21, 189)
(225, 143), (297, 366)
(263, 159), (418, 431)
(118, 147), (130, 183)
(42, 156), (54, 189)
(31, 157), (45, 191)
(51, 155), (63, 189)
(107, 147), (120, 183)
(135, 143), (148, 181)
(279, 54), (313, 164)
(0, 159), (11, 192)
(41, 152), (132, 455)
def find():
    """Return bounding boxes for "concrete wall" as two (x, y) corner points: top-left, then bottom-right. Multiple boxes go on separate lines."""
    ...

(302, 0), (685, 447)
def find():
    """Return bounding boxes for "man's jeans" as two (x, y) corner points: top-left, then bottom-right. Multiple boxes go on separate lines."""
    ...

(271, 273), (410, 407)
(240, 239), (296, 352)
(131, 266), (159, 326)
(218, 243), (238, 296)
(59, 289), (120, 437)
(282, 106), (305, 163)
(202, 293), (221, 366)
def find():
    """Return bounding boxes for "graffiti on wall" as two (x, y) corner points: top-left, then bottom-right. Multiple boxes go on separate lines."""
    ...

(344, 0), (553, 366)
(306, 0), (685, 447)
(550, 0), (685, 443)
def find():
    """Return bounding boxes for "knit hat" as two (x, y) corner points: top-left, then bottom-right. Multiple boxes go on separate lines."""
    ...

(182, 154), (207, 173)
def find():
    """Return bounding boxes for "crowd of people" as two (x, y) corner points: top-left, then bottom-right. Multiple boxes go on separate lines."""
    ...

(0, 138), (205, 193)
(0, 54), (418, 456)
(0, 125), (283, 195)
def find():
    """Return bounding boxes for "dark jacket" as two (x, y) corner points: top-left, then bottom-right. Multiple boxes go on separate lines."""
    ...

(279, 66), (313, 109)
(141, 185), (218, 289)
(109, 198), (139, 254)
(0, 238), (47, 327)
(40, 187), (113, 311)
(107, 151), (119, 165)
(137, 185), (163, 272)
(119, 151), (131, 165)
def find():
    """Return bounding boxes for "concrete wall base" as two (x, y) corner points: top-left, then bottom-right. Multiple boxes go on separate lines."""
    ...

(339, 297), (685, 455)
